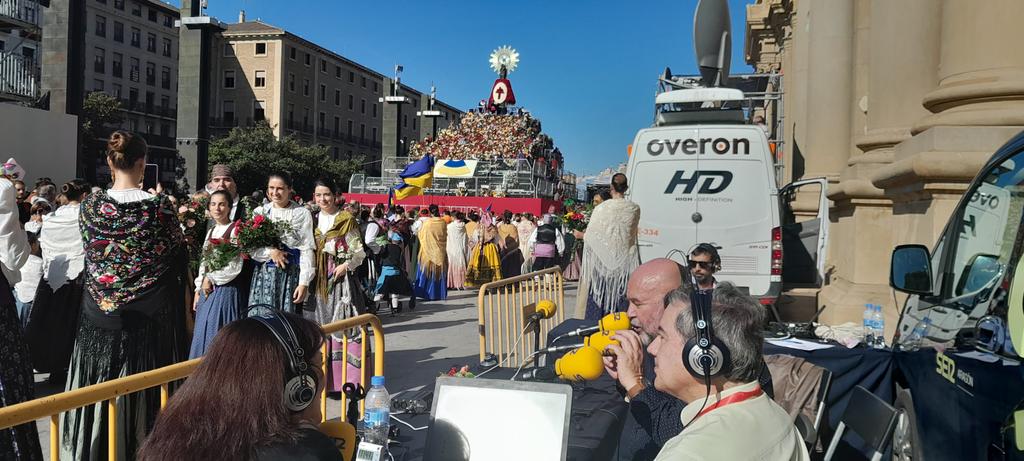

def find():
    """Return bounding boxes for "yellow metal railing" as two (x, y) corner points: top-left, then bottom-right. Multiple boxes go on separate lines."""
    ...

(477, 267), (566, 366)
(0, 314), (384, 461)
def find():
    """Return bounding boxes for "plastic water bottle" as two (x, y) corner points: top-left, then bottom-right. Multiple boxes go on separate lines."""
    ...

(863, 304), (875, 347)
(872, 305), (886, 349)
(902, 317), (931, 352)
(363, 375), (391, 448)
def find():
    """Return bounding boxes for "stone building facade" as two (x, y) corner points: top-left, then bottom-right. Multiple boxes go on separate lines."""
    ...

(746, 0), (1024, 335)
(208, 19), (461, 176)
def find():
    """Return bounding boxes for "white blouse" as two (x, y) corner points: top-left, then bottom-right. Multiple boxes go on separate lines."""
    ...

(107, 188), (154, 203)
(251, 202), (316, 286)
(0, 179), (29, 284)
(39, 204), (86, 290)
(194, 222), (244, 291)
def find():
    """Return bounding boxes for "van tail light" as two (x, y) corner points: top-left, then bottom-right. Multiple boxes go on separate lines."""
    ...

(771, 227), (783, 275)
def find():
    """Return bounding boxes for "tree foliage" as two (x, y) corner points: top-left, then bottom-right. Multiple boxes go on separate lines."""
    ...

(208, 122), (363, 198)
(80, 92), (124, 140)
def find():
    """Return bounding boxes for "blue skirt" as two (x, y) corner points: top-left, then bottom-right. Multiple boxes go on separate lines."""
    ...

(249, 260), (302, 314)
(414, 268), (447, 301)
(189, 284), (243, 359)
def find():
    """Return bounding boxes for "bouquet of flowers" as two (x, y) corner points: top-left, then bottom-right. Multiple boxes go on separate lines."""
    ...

(178, 196), (209, 275)
(201, 236), (242, 273)
(439, 365), (476, 378)
(236, 213), (293, 255)
(563, 204), (592, 232)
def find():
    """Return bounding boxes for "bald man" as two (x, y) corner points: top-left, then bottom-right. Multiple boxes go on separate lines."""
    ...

(604, 258), (774, 460)
(604, 258), (686, 461)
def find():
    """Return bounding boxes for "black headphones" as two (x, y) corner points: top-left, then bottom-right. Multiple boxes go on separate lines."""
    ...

(680, 275), (732, 379)
(251, 309), (318, 412)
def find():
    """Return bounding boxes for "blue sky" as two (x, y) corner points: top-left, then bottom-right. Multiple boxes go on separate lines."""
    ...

(203, 0), (753, 178)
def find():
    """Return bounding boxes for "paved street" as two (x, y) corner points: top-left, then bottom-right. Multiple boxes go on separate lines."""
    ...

(31, 281), (580, 458)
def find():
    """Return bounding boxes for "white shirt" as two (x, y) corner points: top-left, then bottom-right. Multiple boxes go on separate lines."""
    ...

(107, 188), (154, 203)
(318, 210), (339, 235)
(250, 202), (316, 286)
(527, 226), (565, 254)
(14, 254), (41, 303)
(40, 204), (86, 290)
(194, 222), (244, 290)
(0, 179), (29, 284)
(363, 221), (382, 254)
(655, 381), (810, 461)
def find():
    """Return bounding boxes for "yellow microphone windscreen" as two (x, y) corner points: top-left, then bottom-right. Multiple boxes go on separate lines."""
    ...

(555, 346), (604, 381)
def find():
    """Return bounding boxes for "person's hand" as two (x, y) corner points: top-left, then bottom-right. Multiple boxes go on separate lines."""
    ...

(603, 355), (619, 381)
(573, 230), (584, 239)
(270, 249), (288, 268)
(293, 284), (308, 304)
(332, 263), (350, 280)
(192, 290), (200, 312)
(606, 330), (645, 390)
(202, 277), (214, 296)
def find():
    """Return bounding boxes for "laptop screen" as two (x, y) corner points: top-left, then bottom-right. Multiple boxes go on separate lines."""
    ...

(425, 377), (572, 461)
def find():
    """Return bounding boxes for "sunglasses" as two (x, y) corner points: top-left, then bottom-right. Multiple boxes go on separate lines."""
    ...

(688, 260), (715, 270)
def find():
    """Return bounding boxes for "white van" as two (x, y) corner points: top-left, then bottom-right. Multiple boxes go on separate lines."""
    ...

(626, 87), (829, 307)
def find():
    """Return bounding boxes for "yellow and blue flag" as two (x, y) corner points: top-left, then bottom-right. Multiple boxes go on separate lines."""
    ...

(393, 155), (434, 201)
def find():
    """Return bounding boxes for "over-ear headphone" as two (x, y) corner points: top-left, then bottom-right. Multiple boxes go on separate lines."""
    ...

(689, 243), (722, 271)
(251, 309), (318, 412)
(681, 285), (732, 379)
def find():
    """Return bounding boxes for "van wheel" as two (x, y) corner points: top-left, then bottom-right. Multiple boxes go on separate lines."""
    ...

(893, 388), (924, 461)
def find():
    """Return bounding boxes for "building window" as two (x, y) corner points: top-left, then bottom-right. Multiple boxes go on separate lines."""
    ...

(128, 118), (137, 131)
(288, 73), (295, 92)
(131, 2), (141, 16)
(130, 27), (140, 47)
(160, 95), (169, 109)
(255, 42), (267, 56)
(372, 127), (377, 141)
(162, 38), (172, 57)
(335, 65), (341, 79)
(145, 91), (154, 110)
(223, 70), (235, 89)
(360, 123), (365, 140)
(253, 100), (266, 121)
(348, 71), (354, 83)
(373, 81), (378, 93)
(113, 21), (123, 42)
(161, 66), (170, 89)
(148, 8), (157, 22)
(303, 79), (309, 97)
(145, 121), (154, 134)
(129, 57), (140, 82)
(161, 123), (170, 136)
(303, 108), (309, 127)
(254, 70), (266, 88)
(361, 76), (366, 88)
(319, 84), (326, 102)
(146, 33), (156, 52)
(223, 100), (235, 124)
(348, 95), (353, 110)
(95, 15), (106, 37)
(112, 52), (123, 77)
(320, 60), (326, 73)
(94, 79), (104, 92)
(112, 83), (122, 98)
(163, 15), (173, 28)
(372, 103), (377, 118)
(333, 116), (340, 134)
(347, 120), (353, 136)
(114, 0), (124, 9)
(287, 103), (294, 125)
(360, 98), (365, 114)
(318, 112), (325, 129)
(333, 147), (339, 160)
(145, 62), (155, 85)
(289, 46), (296, 60)
(413, 118), (417, 130)
(334, 89), (340, 106)
(94, 47), (105, 74)
(223, 43), (234, 57)
(304, 52), (310, 66)
(403, 114), (407, 128)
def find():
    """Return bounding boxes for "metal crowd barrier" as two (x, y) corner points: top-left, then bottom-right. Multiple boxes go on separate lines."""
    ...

(0, 314), (385, 461)
(477, 267), (566, 367)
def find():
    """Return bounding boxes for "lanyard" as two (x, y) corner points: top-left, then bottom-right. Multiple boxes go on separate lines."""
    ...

(695, 385), (763, 421)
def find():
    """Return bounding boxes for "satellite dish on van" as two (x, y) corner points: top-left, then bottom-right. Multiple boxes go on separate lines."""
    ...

(693, 0), (732, 87)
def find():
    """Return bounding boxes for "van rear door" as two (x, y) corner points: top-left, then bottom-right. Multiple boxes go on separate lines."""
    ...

(778, 177), (830, 287)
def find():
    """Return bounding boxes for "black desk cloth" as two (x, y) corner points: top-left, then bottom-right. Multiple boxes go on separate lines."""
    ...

(388, 319), (627, 461)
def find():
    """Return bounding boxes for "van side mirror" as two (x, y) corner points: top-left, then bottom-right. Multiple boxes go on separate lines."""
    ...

(955, 253), (1002, 297)
(890, 245), (933, 295)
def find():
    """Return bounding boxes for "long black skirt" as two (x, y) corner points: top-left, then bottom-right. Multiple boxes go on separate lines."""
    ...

(0, 273), (43, 460)
(25, 276), (84, 373)
(61, 284), (187, 461)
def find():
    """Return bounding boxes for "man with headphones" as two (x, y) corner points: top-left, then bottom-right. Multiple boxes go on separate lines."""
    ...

(689, 243), (721, 292)
(647, 283), (808, 460)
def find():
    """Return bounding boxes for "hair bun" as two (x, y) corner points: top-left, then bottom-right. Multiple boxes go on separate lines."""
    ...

(108, 132), (127, 153)
(61, 183), (71, 194)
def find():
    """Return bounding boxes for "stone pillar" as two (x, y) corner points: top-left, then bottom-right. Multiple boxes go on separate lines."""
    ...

(784, 0), (809, 185)
(379, 77), (407, 174)
(42, 0), (86, 176)
(801, 0), (853, 183)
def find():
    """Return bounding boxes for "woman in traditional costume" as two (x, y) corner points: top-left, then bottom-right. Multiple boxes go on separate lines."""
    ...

(189, 190), (245, 358)
(248, 173), (315, 314)
(465, 210), (502, 288)
(309, 179), (366, 329)
(63, 131), (187, 460)
(446, 211), (468, 290)
(516, 213), (537, 274)
(26, 179), (90, 383)
(0, 159), (43, 461)
(374, 232), (415, 312)
(574, 174), (640, 320)
(414, 205), (448, 301)
(497, 210), (523, 278)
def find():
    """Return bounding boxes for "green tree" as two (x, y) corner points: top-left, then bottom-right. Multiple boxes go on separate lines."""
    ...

(208, 122), (363, 198)
(79, 92), (125, 181)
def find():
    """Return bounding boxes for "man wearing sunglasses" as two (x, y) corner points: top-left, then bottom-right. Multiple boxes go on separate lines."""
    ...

(688, 243), (721, 292)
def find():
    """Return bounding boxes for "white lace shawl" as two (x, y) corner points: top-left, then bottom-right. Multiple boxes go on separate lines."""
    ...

(580, 198), (640, 311)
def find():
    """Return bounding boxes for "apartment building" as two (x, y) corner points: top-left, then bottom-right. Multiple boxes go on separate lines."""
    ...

(83, 0), (179, 181)
(0, 0), (43, 102)
(208, 19), (462, 174)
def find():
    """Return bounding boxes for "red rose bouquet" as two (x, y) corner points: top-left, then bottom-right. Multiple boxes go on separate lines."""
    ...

(200, 236), (242, 273)
(236, 213), (293, 255)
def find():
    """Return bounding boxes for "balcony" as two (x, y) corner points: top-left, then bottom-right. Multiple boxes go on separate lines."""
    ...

(0, 52), (38, 101)
(0, 0), (41, 35)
